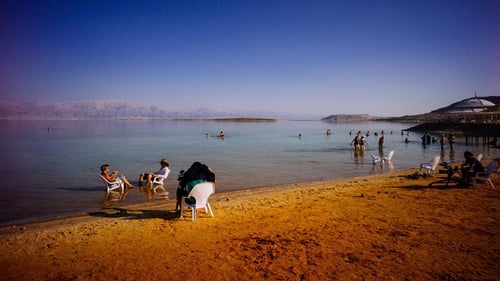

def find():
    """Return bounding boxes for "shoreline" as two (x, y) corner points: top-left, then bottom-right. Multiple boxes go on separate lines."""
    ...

(0, 175), (367, 230)
(1, 168), (498, 280)
(0, 166), (493, 230)
(0, 171), (401, 229)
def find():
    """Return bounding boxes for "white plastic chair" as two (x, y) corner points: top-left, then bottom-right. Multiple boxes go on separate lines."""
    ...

(370, 152), (381, 165)
(149, 167), (170, 195)
(180, 182), (215, 221)
(151, 176), (165, 193)
(383, 150), (395, 162)
(419, 155), (441, 175)
(100, 175), (124, 194)
(472, 159), (498, 189)
(142, 176), (168, 199)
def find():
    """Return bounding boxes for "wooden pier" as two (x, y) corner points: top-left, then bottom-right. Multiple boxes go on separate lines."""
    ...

(405, 122), (500, 146)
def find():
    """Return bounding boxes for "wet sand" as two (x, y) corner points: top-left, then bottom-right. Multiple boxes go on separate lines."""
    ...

(0, 167), (498, 280)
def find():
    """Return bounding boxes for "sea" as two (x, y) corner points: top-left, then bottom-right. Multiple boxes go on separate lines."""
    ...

(1, 119), (498, 226)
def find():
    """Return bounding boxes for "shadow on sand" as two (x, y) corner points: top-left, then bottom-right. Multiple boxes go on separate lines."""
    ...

(392, 184), (468, 190)
(88, 187), (182, 221)
(87, 208), (181, 221)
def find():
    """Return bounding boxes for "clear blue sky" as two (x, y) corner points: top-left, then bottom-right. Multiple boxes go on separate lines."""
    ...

(1, 0), (499, 116)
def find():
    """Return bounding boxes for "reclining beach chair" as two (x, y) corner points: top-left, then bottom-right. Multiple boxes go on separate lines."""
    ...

(180, 182), (215, 221)
(419, 155), (441, 175)
(100, 175), (124, 194)
(141, 176), (169, 200)
(370, 152), (382, 165)
(471, 159), (498, 189)
(383, 150), (395, 162)
(151, 176), (168, 196)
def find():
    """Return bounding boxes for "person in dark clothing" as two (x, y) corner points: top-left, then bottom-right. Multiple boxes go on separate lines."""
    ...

(460, 151), (485, 187)
(176, 162), (215, 209)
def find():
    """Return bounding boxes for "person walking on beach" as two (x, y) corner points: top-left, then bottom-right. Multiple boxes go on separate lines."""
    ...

(139, 158), (171, 192)
(100, 164), (135, 190)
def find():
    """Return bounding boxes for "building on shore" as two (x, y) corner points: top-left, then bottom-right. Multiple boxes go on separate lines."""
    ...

(444, 94), (496, 113)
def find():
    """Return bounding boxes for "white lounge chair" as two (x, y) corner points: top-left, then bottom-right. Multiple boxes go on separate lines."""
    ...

(370, 152), (382, 165)
(383, 150), (395, 162)
(100, 175), (124, 194)
(420, 155), (441, 175)
(472, 159), (498, 189)
(180, 182), (215, 221)
(151, 176), (167, 195)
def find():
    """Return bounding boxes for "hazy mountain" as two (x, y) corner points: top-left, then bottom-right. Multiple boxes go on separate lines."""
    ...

(0, 100), (169, 119)
(0, 100), (318, 120)
(321, 114), (373, 122)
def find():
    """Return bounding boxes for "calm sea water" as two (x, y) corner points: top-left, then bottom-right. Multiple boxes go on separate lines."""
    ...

(1, 119), (497, 226)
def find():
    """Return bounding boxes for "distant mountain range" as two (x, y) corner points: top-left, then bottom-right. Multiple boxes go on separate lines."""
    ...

(321, 114), (373, 122)
(0, 100), (314, 120)
(0, 100), (173, 119)
(1, 96), (498, 120)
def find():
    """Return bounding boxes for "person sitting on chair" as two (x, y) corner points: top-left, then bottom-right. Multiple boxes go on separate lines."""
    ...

(101, 164), (134, 190)
(139, 158), (171, 191)
(460, 151), (485, 187)
(177, 162), (215, 207)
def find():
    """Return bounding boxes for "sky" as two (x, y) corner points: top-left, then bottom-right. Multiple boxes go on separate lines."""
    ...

(1, 0), (499, 117)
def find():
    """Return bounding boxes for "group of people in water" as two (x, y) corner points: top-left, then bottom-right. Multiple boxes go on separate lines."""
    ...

(349, 130), (390, 150)
(100, 159), (215, 207)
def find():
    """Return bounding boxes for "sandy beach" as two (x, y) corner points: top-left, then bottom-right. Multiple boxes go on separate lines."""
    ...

(0, 167), (498, 281)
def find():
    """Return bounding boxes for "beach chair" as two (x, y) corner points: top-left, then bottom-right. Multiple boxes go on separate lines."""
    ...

(419, 155), (441, 175)
(180, 182), (215, 221)
(143, 176), (169, 199)
(471, 159), (498, 189)
(151, 176), (165, 193)
(370, 152), (382, 165)
(383, 150), (395, 162)
(100, 175), (124, 194)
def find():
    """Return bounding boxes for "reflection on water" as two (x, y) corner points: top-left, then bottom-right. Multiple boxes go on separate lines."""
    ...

(102, 190), (125, 208)
(139, 185), (169, 200)
(103, 185), (169, 208)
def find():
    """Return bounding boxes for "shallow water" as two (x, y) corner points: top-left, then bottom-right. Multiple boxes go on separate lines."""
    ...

(0, 119), (497, 226)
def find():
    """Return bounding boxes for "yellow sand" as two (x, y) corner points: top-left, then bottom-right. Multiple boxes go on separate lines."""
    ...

(0, 168), (498, 281)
